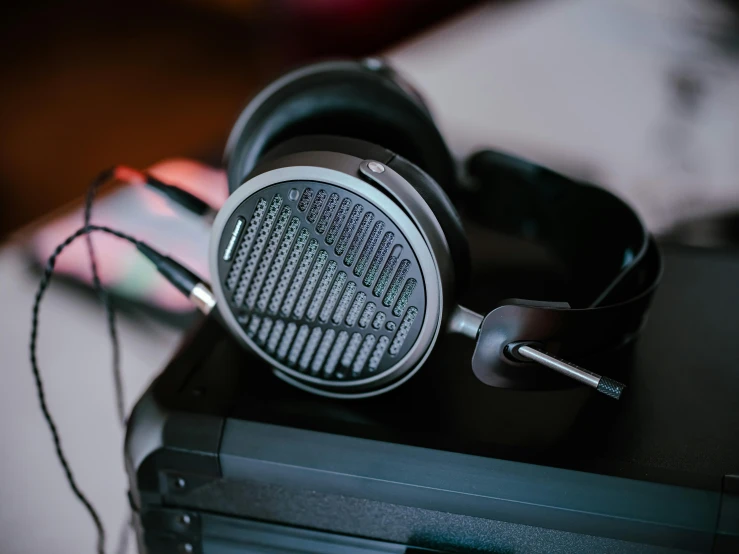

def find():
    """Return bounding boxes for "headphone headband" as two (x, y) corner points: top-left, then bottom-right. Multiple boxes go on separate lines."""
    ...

(465, 151), (661, 389)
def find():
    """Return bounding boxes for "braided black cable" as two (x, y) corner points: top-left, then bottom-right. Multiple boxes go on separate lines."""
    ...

(29, 224), (140, 554)
(83, 168), (127, 427)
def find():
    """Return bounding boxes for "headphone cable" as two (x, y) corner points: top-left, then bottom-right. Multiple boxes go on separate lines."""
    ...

(84, 168), (127, 427)
(30, 168), (215, 554)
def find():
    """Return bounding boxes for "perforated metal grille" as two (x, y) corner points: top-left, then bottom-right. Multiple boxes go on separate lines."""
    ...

(217, 181), (426, 382)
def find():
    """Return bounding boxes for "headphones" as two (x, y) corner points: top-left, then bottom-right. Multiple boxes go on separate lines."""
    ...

(209, 58), (662, 399)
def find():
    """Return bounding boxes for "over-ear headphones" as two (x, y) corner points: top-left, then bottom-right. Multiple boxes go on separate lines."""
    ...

(210, 58), (661, 398)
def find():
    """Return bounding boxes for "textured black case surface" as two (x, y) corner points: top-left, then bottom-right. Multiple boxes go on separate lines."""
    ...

(126, 245), (739, 554)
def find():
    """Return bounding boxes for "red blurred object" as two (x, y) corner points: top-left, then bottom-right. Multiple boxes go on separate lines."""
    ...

(113, 166), (147, 185)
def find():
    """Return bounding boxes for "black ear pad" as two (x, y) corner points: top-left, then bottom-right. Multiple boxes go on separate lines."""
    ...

(254, 134), (471, 295)
(224, 59), (457, 197)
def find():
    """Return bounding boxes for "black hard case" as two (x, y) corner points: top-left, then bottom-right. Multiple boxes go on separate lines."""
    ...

(126, 245), (739, 554)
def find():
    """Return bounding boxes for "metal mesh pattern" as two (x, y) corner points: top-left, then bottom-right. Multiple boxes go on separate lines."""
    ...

(325, 198), (351, 245)
(316, 193), (339, 234)
(226, 199), (266, 290)
(306, 189), (327, 223)
(335, 205), (363, 256)
(217, 181), (427, 382)
(373, 245), (402, 297)
(354, 221), (385, 277)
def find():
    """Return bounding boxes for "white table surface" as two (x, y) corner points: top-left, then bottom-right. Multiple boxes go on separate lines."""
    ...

(2, 1), (737, 552)
(0, 244), (182, 554)
(387, 0), (739, 232)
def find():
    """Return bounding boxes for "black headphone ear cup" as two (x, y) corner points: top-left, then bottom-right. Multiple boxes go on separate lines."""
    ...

(253, 133), (471, 295)
(224, 60), (457, 196)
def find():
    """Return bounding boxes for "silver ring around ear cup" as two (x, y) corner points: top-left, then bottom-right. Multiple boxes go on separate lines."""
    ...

(210, 150), (454, 397)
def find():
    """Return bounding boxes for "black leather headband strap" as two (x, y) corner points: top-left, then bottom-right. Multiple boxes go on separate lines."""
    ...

(465, 150), (662, 390)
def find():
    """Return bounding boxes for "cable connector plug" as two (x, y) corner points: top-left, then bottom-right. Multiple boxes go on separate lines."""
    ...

(114, 166), (215, 220)
(136, 243), (216, 314)
(144, 175), (215, 219)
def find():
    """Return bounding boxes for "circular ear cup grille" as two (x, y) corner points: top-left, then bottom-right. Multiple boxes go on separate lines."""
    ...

(216, 181), (427, 384)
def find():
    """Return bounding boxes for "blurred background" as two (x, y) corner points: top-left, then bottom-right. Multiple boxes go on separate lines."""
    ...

(0, 0), (480, 238)
(2, 0), (738, 244)
(1, 2), (739, 553)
